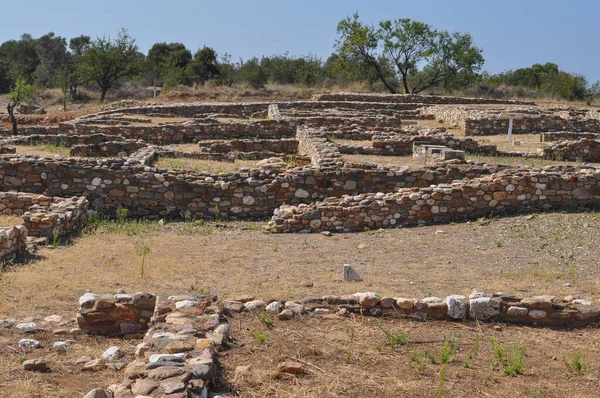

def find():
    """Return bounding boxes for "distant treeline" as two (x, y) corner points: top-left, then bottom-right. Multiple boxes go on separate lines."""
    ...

(0, 26), (597, 103)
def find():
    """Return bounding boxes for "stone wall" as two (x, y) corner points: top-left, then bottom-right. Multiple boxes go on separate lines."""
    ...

(0, 226), (27, 260)
(22, 196), (89, 238)
(60, 119), (297, 144)
(77, 292), (156, 337)
(312, 92), (534, 105)
(424, 106), (600, 136)
(267, 167), (600, 232)
(198, 138), (298, 154)
(0, 153), (502, 220)
(70, 141), (147, 157)
(540, 132), (600, 142)
(538, 139), (600, 162)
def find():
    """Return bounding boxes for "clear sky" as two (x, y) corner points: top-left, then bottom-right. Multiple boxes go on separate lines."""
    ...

(1, 0), (599, 82)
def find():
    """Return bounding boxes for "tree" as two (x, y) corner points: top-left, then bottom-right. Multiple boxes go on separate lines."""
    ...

(187, 46), (220, 85)
(35, 32), (69, 87)
(335, 13), (484, 94)
(7, 77), (33, 135)
(77, 29), (142, 101)
(237, 57), (267, 89)
(68, 35), (90, 100)
(145, 42), (192, 87)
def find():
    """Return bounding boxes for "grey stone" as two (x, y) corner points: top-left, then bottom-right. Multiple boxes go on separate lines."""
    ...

(443, 296), (467, 319)
(23, 359), (49, 372)
(83, 388), (108, 398)
(343, 264), (361, 282)
(469, 297), (500, 321)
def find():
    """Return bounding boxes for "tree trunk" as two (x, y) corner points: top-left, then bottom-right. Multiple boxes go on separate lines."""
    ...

(7, 103), (17, 135)
(63, 92), (67, 111)
(402, 74), (410, 94)
(100, 87), (108, 102)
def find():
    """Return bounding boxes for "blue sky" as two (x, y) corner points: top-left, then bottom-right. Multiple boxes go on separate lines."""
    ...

(2, 0), (599, 82)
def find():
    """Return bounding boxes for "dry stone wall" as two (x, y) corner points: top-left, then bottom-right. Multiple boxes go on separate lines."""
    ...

(313, 92), (534, 105)
(538, 139), (600, 162)
(424, 106), (600, 136)
(267, 167), (600, 232)
(70, 140), (147, 157)
(540, 132), (600, 142)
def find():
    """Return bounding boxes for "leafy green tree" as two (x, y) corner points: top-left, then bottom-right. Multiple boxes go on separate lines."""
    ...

(186, 46), (220, 85)
(77, 29), (143, 101)
(145, 42), (192, 87)
(7, 77), (33, 135)
(68, 35), (90, 100)
(0, 34), (40, 90)
(35, 32), (69, 87)
(335, 13), (484, 94)
(237, 57), (267, 89)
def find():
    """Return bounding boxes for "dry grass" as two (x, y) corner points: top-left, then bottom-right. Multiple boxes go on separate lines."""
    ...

(332, 139), (373, 147)
(2, 212), (600, 319)
(13, 144), (70, 158)
(0, 215), (24, 227)
(221, 314), (600, 397)
(342, 153), (427, 168)
(155, 157), (260, 173)
(475, 133), (542, 153)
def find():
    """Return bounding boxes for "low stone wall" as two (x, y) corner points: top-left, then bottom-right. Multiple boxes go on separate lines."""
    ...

(0, 133), (122, 148)
(296, 127), (343, 166)
(60, 119), (297, 144)
(540, 132), (600, 142)
(424, 106), (600, 136)
(0, 191), (55, 215)
(538, 139), (600, 162)
(22, 196), (89, 238)
(267, 167), (600, 232)
(0, 226), (27, 260)
(70, 141), (147, 157)
(77, 292), (156, 337)
(312, 92), (534, 105)
(198, 138), (298, 154)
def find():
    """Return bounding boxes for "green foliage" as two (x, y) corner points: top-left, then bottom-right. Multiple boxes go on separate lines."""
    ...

(237, 57), (268, 89)
(8, 77), (33, 105)
(378, 325), (409, 350)
(335, 12), (484, 94)
(256, 310), (276, 328)
(251, 330), (269, 344)
(186, 46), (220, 85)
(490, 337), (526, 376)
(409, 351), (427, 375)
(437, 364), (448, 398)
(564, 353), (585, 375)
(135, 240), (150, 277)
(77, 29), (143, 101)
(50, 230), (61, 248)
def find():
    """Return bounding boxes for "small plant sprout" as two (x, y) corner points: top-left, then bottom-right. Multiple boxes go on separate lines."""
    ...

(135, 240), (150, 277)
(564, 352), (585, 375)
(51, 230), (61, 248)
(251, 330), (269, 344)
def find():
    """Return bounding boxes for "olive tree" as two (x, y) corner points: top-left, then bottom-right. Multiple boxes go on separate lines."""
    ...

(336, 13), (484, 94)
(77, 29), (142, 101)
(7, 77), (33, 135)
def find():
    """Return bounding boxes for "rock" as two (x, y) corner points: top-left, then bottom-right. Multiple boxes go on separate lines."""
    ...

(265, 301), (280, 314)
(23, 359), (49, 372)
(294, 189), (310, 199)
(148, 353), (185, 363)
(396, 298), (415, 310)
(131, 379), (159, 396)
(277, 309), (295, 321)
(102, 346), (123, 361)
(284, 302), (304, 316)
(175, 300), (198, 309)
(321, 231), (332, 237)
(73, 355), (92, 364)
(79, 293), (100, 307)
(443, 295), (467, 320)
(82, 359), (106, 372)
(233, 295), (255, 303)
(507, 306), (529, 316)
(469, 298), (500, 321)
(83, 388), (108, 398)
(211, 324), (230, 345)
(529, 310), (547, 319)
(16, 322), (38, 333)
(276, 360), (305, 376)
(146, 361), (184, 369)
(164, 340), (195, 354)
(19, 339), (40, 348)
(148, 366), (185, 381)
(520, 297), (554, 310)
(53, 341), (71, 353)
(343, 264), (361, 282)
(354, 292), (380, 308)
(192, 364), (211, 380)
(135, 343), (149, 359)
(161, 378), (186, 394)
(44, 314), (64, 323)
(123, 362), (148, 379)
(243, 300), (266, 312)
(222, 300), (244, 313)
